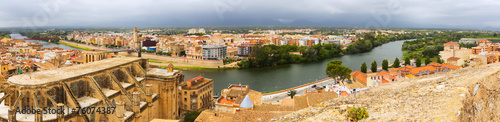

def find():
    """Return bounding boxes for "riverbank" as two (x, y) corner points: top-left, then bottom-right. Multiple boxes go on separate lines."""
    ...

(59, 40), (103, 50)
(58, 42), (92, 50)
(263, 77), (332, 95)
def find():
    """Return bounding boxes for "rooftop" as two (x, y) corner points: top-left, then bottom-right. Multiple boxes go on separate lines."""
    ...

(7, 57), (142, 86)
(147, 68), (180, 77)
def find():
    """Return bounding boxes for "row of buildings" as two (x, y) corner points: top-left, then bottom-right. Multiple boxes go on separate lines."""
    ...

(347, 39), (500, 91)
(0, 37), (117, 82)
(440, 39), (500, 66)
(66, 28), (410, 61)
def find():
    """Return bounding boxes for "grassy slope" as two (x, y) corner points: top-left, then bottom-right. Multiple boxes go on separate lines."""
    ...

(58, 42), (92, 50)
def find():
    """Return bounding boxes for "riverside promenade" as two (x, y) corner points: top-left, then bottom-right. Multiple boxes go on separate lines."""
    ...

(262, 77), (334, 101)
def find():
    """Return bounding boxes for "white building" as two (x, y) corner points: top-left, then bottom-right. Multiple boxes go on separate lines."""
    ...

(188, 28), (206, 34)
(202, 44), (227, 60)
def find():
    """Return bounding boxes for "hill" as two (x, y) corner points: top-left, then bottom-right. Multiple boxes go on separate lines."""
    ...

(276, 63), (500, 121)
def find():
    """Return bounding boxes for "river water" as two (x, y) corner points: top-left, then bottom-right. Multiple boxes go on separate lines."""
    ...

(11, 33), (408, 94)
(10, 33), (82, 50)
(183, 40), (410, 94)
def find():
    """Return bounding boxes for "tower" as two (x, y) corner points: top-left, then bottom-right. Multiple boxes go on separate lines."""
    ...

(133, 27), (138, 48)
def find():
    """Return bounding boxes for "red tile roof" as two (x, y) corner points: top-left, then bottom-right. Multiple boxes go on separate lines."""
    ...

(447, 57), (460, 61)
(442, 64), (460, 70)
(187, 76), (204, 82)
(428, 62), (442, 67)
(382, 79), (390, 83)
(218, 97), (235, 104)
(341, 91), (349, 96)
(377, 70), (390, 76)
(443, 42), (459, 47)
(350, 70), (367, 84)
(410, 66), (437, 74)
(478, 39), (492, 43)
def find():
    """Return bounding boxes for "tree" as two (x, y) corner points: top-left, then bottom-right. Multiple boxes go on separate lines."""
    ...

(392, 58), (400, 68)
(494, 33), (498, 37)
(404, 57), (411, 66)
(156, 50), (163, 55)
(361, 62), (367, 73)
(415, 57), (422, 67)
(183, 111), (201, 122)
(371, 61), (377, 72)
(382, 59), (389, 71)
(424, 57), (431, 65)
(326, 60), (352, 84)
(288, 90), (297, 98)
(437, 59), (444, 64)
(179, 51), (186, 56)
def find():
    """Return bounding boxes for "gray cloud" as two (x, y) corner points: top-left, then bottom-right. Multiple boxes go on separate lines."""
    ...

(0, 0), (499, 29)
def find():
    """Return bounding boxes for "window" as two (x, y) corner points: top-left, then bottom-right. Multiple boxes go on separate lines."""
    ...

(184, 105), (187, 109)
(184, 98), (187, 101)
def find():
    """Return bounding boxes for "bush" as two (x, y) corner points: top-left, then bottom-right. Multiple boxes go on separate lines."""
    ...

(347, 107), (369, 121)
(183, 111), (201, 122)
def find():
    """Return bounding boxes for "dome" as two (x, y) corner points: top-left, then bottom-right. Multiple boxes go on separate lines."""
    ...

(65, 59), (72, 65)
(240, 95), (253, 108)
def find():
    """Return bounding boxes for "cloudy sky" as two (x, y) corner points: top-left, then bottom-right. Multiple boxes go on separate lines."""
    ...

(1, 0), (499, 29)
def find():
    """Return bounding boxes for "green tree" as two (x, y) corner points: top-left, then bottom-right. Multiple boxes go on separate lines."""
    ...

(404, 57), (411, 66)
(179, 51), (186, 56)
(437, 59), (444, 64)
(415, 57), (422, 67)
(361, 62), (367, 73)
(156, 50), (163, 55)
(371, 61), (377, 72)
(494, 33), (498, 37)
(326, 60), (352, 83)
(183, 111), (201, 122)
(289, 90), (297, 99)
(382, 59), (389, 71)
(392, 58), (400, 68)
(424, 57), (431, 65)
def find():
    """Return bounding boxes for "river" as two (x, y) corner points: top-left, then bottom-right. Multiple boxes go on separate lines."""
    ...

(11, 33), (408, 94)
(183, 40), (410, 94)
(10, 33), (82, 50)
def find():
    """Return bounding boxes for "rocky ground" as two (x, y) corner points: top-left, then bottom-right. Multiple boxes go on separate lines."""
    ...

(275, 63), (500, 122)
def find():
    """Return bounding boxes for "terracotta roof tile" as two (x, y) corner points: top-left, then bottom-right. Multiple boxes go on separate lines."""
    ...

(443, 42), (460, 47)
(447, 57), (460, 61)
(409, 66), (437, 74)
